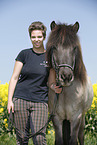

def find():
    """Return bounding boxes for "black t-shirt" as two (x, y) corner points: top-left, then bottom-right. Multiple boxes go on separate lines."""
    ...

(13, 48), (49, 103)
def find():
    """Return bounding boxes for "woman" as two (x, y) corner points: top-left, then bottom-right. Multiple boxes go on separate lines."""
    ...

(7, 21), (62, 145)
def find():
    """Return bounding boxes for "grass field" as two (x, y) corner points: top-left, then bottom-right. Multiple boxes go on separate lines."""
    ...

(0, 133), (96, 145)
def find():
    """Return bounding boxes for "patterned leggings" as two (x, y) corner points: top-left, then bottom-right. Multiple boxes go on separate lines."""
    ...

(13, 98), (48, 145)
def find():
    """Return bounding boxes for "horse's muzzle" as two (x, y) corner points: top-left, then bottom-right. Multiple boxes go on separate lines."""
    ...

(59, 69), (74, 87)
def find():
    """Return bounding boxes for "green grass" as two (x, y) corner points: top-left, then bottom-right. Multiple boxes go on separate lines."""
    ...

(0, 133), (96, 145)
(0, 133), (16, 145)
(84, 133), (97, 145)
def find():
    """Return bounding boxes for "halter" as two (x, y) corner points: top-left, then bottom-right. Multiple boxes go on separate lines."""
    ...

(52, 50), (75, 85)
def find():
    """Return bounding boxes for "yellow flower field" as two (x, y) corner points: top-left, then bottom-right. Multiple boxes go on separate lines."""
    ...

(0, 82), (97, 136)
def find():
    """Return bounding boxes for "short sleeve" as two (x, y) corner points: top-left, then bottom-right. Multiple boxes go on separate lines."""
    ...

(15, 50), (25, 64)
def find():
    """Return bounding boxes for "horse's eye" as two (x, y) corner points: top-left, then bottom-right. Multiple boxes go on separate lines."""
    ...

(53, 47), (57, 51)
(74, 46), (77, 51)
(73, 46), (77, 54)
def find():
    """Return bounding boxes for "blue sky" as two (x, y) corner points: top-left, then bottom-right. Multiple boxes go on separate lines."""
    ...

(0, 0), (97, 84)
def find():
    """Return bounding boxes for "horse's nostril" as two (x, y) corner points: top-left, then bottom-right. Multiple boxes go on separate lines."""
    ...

(61, 74), (73, 83)
(61, 74), (66, 80)
(68, 74), (72, 81)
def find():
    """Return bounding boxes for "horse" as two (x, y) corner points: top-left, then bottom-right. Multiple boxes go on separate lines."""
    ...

(46, 21), (93, 145)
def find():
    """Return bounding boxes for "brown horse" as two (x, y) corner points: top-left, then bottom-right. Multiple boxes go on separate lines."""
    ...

(46, 21), (93, 145)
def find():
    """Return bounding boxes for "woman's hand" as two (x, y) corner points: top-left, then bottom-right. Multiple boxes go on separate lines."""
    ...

(48, 68), (62, 93)
(50, 83), (62, 94)
(54, 85), (62, 94)
(7, 100), (14, 114)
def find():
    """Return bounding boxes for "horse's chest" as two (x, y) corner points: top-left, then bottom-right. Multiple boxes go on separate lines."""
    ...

(56, 86), (84, 120)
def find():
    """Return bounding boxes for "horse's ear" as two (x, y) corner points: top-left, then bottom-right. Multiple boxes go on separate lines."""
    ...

(73, 22), (79, 33)
(50, 21), (56, 30)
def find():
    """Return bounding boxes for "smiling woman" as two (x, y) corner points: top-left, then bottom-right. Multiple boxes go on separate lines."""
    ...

(7, 20), (62, 145)
(7, 21), (50, 145)
(31, 30), (45, 53)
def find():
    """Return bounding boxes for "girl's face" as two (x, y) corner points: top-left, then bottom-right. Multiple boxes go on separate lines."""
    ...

(31, 30), (44, 49)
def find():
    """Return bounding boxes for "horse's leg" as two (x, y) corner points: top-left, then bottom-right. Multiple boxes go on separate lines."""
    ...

(63, 119), (70, 145)
(78, 114), (85, 145)
(52, 115), (63, 145)
(69, 117), (82, 145)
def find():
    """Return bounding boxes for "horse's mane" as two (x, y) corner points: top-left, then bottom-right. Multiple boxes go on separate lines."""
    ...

(46, 23), (87, 85)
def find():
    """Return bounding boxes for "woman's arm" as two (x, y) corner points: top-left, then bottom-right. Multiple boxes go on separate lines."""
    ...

(48, 68), (62, 94)
(7, 61), (23, 113)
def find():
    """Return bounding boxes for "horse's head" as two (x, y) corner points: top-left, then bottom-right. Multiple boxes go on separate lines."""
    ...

(51, 45), (77, 86)
(46, 21), (86, 86)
